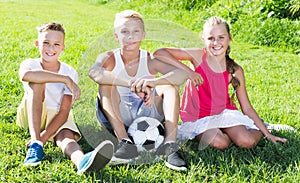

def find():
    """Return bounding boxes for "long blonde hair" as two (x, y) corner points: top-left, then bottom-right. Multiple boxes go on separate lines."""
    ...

(204, 16), (240, 102)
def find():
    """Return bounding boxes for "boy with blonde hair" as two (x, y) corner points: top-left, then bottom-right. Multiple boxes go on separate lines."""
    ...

(17, 22), (113, 174)
(89, 10), (188, 171)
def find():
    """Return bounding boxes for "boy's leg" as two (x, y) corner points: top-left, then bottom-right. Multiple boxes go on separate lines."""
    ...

(222, 125), (263, 149)
(155, 85), (180, 142)
(55, 129), (84, 166)
(155, 85), (187, 171)
(27, 83), (45, 142)
(23, 83), (45, 166)
(55, 129), (113, 174)
(98, 85), (128, 140)
(98, 85), (138, 160)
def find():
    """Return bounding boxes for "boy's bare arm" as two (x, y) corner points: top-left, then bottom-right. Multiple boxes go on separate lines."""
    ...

(131, 58), (188, 93)
(89, 51), (130, 87)
(21, 70), (80, 101)
(150, 58), (188, 85)
(39, 95), (73, 144)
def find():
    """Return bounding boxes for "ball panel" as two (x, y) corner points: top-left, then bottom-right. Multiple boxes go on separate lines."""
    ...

(157, 124), (165, 136)
(128, 117), (165, 152)
(131, 130), (147, 145)
(137, 120), (150, 131)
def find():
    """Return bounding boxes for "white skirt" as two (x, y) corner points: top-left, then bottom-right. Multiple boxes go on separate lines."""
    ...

(177, 109), (259, 140)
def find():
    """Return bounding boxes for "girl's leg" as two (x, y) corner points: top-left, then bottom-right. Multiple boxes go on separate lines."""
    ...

(222, 125), (263, 149)
(55, 129), (84, 167)
(196, 128), (231, 150)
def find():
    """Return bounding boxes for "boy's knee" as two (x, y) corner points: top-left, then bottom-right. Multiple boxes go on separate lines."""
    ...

(55, 129), (75, 142)
(99, 85), (118, 97)
(28, 82), (45, 90)
(28, 83), (45, 97)
(159, 85), (179, 97)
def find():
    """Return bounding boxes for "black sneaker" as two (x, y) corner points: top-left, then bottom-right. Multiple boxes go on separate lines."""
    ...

(157, 142), (187, 171)
(110, 139), (139, 164)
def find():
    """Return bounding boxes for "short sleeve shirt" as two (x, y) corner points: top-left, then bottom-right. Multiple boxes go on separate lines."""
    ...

(19, 58), (78, 110)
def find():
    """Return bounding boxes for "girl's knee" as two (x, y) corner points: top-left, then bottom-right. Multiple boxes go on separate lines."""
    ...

(235, 137), (257, 149)
(197, 133), (231, 150)
(210, 138), (230, 150)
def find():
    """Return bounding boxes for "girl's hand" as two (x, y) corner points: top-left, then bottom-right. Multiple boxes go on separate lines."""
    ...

(188, 71), (203, 86)
(266, 134), (287, 144)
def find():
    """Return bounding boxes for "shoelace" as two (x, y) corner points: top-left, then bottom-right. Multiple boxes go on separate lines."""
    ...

(26, 145), (43, 158)
(26, 147), (38, 158)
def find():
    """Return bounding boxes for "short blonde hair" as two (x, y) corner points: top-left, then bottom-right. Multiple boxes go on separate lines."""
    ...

(36, 22), (65, 37)
(114, 10), (144, 30)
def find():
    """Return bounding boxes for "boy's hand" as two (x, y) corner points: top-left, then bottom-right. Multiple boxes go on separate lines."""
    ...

(65, 76), (81, 101)
(188, 71), (203, 86)
(130, 78), (156, 93)
(130, 79), (154, 107)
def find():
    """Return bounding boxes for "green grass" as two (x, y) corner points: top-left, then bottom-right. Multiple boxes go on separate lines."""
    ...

(1, 0), (299, 182)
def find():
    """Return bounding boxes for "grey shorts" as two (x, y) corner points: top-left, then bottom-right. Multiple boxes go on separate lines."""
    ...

(96, 90), (164, 132)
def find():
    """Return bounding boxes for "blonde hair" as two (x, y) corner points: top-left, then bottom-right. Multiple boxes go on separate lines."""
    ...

(114, 10), (144, 30)
(204, 16), (240, 103)
(36, 22), (65, 37)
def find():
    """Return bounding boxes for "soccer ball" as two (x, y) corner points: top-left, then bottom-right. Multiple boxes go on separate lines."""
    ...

(128, 117), (165, 152)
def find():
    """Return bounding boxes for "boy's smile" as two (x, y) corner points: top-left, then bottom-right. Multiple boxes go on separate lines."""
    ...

(36, 30), (65, 63)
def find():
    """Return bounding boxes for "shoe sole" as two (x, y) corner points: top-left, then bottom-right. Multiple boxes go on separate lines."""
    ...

(77, 140), (114, 174)
(109, 156), (135, 165)
(23, 161), (42, 167)
(165, 162), (187, 171)
(266, 124), (295, 132)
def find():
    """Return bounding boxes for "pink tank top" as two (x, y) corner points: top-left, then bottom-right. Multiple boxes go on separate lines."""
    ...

(180, 50), (237, 122)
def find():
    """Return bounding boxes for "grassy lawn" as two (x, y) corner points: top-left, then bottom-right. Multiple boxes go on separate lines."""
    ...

(0, 0), (299, 182)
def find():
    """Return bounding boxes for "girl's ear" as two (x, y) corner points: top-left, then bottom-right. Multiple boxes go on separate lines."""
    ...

(35, 40), (39, 48)
(229, 34), (232, 42)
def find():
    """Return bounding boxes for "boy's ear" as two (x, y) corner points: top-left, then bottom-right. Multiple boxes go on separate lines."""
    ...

(142, 31), (146, 39)
(114, 33), (118, 40)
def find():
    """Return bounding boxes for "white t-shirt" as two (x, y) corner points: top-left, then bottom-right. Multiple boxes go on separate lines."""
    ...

(19, 58), (78, 111)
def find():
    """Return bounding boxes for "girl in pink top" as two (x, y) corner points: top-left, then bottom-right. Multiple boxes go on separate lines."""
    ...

(154, 16), (287, 150)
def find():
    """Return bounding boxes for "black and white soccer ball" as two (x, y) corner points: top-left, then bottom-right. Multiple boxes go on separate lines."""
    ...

(128, 117), (165, 152)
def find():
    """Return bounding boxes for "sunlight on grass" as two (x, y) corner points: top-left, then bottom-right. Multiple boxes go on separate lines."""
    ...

(1, 0), (299, 182)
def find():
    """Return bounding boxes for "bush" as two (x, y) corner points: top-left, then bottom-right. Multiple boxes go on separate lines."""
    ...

(233, 17), (300, 53)
(102, 0), (299, 53)
(261, 0), (300, 20)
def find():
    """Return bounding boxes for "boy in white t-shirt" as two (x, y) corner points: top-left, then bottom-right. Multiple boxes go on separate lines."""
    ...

(16, 22), (113, 174)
